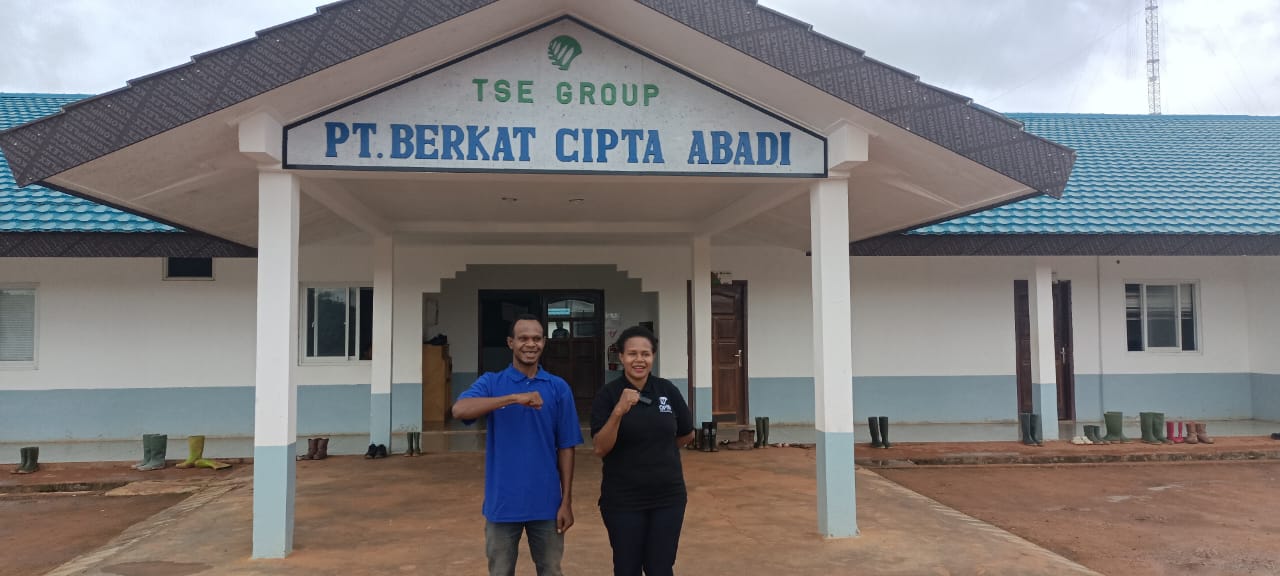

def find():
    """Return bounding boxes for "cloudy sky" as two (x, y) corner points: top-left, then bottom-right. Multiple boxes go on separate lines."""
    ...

(2, 0), (1276, 115)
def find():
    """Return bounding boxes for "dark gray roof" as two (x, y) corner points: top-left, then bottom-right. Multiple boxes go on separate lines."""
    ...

(0, 0), (1074, 199)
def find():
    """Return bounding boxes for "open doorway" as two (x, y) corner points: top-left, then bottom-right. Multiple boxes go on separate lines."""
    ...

(478, 290), (605, 415)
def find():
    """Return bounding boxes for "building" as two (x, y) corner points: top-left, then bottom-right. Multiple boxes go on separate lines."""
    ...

(2, 0), (1277, 558)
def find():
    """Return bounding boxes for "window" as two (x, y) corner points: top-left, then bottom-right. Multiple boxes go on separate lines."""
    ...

(1125, 283), (1198, 352)
(0, 287), (36, 366)
(303, 286), (374, 361)
(165, 257), (214, 279)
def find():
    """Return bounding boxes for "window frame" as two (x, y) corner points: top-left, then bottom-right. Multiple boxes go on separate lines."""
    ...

(0, 283), (39, 370)
(1124, 280), (1201, 354)
(299, 283), (374, 365)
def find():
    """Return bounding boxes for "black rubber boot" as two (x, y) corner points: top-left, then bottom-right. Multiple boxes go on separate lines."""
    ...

(10, 447), (29, 474)
(763, 417), (770, 446)
(15, 447), (39, 474)
(700, 422), (712, 452)
(868, 417), (883, 448)
(404, 432), (414, 457)
(316, 438), (330, 460)
(139, 435), (167, 470)
(1019, 413), (1034, 445)
(302, 438), (318, 460)
(754, 417), (764, 448)
(708, 423), (719, 452)
(878, 416), (891, 449)
(1029, 414), (1043, 446)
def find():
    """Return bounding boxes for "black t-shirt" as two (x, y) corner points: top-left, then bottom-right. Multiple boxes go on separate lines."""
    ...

(590, 375), (695, 512)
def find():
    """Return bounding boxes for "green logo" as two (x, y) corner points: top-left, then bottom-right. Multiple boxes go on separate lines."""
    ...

(547, 35), (582, 71)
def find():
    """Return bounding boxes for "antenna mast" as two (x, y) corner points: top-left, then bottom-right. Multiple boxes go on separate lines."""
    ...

(1145, 0), (1161, 114)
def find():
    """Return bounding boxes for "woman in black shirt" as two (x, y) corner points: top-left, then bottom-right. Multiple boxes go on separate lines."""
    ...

(591, 325), (695, 576)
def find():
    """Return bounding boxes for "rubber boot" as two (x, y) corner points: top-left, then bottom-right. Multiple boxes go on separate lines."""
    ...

(1102, 411), (1130, 443)
(754, 417), (764, 448)
(15, 447), (39, 474)
(1029, 414), (1043, 446)
(10, 447), (30, 474)
(365, 443), (378, 459)
(132, 434), (156, 470)
(1019, 413), (1034, 445)
(404, 432), (415, 457)
(139, 435), (167, 471)
(1183, 421), (1199, 444)
(708, 423), (719, 452)
(1083, 425), (1102, 444)
(177, 436), (206, 468)
(763, 417), (770, 446)
(304, 438), (319, 460)
(1195, 422), (1214, 444)
(868, 417), (883, 448)
(689, 427), (703, 450)
(1171, 421), (1184, 444)
(1165, 421), (1178, 444)
(316, 437), (330, 460)
(415, 432), (423, 455)
(877, 416), (891, 448)
(700, 423), (713, 452)
(1140, 412), (1159, 444)
(1153, 413), (1170, 444)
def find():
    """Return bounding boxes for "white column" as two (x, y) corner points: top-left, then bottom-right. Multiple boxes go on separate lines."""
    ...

(1029, 263), (1059, 441)
(370, 235), (395, 448)
(252, 171), (300, 559)
(691, 234), (713, 425)
(811, 177), (856, 538)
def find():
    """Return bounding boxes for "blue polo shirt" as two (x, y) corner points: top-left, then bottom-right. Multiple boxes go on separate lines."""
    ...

(458, 365), (583, 523)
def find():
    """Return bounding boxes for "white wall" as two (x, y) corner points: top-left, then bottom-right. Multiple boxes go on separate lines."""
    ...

(1095, 256), (1251, 375)
(1247, 256), (1280, 375)
(712, 246), (813, 377)
(1, 257), (257, 391)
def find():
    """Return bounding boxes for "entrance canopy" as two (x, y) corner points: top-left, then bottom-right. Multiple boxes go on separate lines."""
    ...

(0, 0), (1073, 250)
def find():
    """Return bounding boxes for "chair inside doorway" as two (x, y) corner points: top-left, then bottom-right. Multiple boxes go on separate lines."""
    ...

(477, 290), (604, 417)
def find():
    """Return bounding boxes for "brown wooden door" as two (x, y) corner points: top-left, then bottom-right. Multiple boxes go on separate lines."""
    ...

(711, 283), (748, 424)
(1053, 281), (1076, 421)
(1014, 280), (1032, 414)
(542, 292), (604, 416)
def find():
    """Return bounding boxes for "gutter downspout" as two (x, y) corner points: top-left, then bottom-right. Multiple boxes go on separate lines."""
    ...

(1096, 255), (1106, 421)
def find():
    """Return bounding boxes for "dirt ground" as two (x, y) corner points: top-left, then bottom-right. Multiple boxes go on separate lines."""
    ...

(878, 461), (1280, 576)
(0, 492), (186, 576)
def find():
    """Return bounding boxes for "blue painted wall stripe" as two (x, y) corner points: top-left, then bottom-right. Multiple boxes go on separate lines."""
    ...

(1251, 373), (1280, 421)
(252, 443), (296, 559)
(816, 430), (857, 537)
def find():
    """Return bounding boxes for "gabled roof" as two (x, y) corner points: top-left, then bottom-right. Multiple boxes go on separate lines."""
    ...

(916, 114), (1280, 236)
(0, 0), (1074, 201)
(0, 94), (173, 233)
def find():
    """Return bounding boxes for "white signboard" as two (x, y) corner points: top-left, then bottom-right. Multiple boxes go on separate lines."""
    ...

(284, 18), (826, 177)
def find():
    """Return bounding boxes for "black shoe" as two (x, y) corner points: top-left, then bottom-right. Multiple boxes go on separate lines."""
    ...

(1271, 433), (1280, 440)
(364, 443), (377, 459)
(375, 444), (388, 458)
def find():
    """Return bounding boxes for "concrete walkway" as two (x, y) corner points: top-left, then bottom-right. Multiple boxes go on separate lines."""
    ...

(36, 448), (1100, 576)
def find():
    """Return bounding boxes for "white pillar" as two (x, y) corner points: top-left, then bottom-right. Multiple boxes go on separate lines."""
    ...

(370, 235), (395, 447)
(1029, 263), (1059, 441)
(811, 177), (856, 538)
(690, 235), (713, 425)
(252, 171), (300, 559)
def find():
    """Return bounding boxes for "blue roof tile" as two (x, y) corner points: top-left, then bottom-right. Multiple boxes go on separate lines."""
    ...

(1, 93), (174, 233)
(915, 113), (1280, 235)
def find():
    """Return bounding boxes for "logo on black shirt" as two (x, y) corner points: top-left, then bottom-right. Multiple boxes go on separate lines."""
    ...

(658, 396), (672, 413)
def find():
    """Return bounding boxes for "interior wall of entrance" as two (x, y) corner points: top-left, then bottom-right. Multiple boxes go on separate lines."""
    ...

(428, 264), (657, 406)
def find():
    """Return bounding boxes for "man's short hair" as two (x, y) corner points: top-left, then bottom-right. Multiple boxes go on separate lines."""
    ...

(508, 313), (543, 337)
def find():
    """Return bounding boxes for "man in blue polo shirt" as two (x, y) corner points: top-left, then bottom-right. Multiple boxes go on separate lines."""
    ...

(452, 313), (583, 576)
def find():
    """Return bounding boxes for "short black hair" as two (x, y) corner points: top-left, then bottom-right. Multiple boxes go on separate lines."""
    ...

(615, 325), (658, 353)
(508, 313), (543, 337)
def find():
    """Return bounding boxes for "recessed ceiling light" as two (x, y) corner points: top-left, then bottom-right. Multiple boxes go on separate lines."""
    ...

(568, 198), (585, 204)
(500, 196), (518, 203)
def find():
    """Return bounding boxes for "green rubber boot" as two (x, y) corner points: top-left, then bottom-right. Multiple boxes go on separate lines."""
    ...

(1102, 411), (1130, 443)
(1140, 412), (1160, 444)
(194, 458), (231, 470)
(139, 434), (167, 471)
(177, 435), (205, 468)
(10, 447), (29, 474)
(132, 434), (156, 470)
(1152, 413), (1170, 444)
